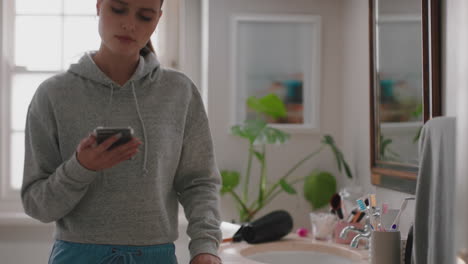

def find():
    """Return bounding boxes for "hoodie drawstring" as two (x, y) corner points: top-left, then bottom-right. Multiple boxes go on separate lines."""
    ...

(101, 84), (115, 183)
(98, 248), (141, 264)
(106, 84), (115, 127)
(131, 82), (149, 176)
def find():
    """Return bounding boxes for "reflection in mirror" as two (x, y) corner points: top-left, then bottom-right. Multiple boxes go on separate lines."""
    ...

(376, 0), (423, 166)
(369, 0), (441, 193)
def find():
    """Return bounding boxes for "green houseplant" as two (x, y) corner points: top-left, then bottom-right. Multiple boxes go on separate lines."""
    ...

(380, 134), (400, 161)
(220, 94), (353, 222)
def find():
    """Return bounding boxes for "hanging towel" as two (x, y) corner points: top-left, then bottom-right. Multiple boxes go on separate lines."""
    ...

(413, 116), (456, 264)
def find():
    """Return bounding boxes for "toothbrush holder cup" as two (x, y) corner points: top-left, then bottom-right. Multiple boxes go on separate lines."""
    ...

(371, 230), (401, 264)
(309, 212), (337, 241)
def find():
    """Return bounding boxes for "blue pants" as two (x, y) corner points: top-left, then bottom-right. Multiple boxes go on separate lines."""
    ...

(48, 240), (178, 264)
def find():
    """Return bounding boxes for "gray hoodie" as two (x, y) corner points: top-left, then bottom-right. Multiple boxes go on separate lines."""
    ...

(21, 51), (222, 259)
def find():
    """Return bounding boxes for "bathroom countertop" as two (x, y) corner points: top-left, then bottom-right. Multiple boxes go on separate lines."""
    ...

(218, 234), (370, 264)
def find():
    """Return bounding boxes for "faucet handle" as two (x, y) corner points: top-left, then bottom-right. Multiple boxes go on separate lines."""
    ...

(348, 216), (372, 249)
(339, 224), (358, 239)
(350, 233), (371, 249)
(363, 222), (373, 232)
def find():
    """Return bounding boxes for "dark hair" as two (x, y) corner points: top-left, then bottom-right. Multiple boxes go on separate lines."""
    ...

(139, 0), (164, 56)
(140, 40), (155, 56)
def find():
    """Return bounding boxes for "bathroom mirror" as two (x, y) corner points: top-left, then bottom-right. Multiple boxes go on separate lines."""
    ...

(369, 0), (441, 193)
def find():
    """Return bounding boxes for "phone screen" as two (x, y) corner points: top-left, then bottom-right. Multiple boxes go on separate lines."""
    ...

(94, 127), (133, 150)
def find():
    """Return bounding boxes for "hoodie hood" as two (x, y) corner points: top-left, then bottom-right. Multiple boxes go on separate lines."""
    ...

(67, 51), (161, 177)
(68, 51), (161, 88)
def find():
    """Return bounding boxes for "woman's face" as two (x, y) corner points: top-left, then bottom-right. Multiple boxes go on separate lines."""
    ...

(96, 0), (162, 57)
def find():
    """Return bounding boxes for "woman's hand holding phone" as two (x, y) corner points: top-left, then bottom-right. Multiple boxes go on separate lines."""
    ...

(76, 132), (142, 171)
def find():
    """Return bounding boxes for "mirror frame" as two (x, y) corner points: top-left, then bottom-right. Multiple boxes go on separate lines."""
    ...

(369, 0), (442, 194)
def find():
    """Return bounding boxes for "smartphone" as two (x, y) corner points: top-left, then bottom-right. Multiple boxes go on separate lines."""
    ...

(93, 126), (134, 150)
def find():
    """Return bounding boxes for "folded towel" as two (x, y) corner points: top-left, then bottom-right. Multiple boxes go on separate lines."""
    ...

(413, 117), (456, 264)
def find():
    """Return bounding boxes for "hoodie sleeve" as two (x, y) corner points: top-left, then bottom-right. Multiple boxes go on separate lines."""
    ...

(173, 85), (222, 260)
(21, 84), (99, 223)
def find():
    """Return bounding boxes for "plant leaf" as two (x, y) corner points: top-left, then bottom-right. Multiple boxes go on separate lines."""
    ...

(413, 126), (422, 143)
(303, 171), (337, 209)
(321, 134), (353, 178)
(322, 135), (342, 172)
(279, 179), (297, 194)
(220, 170), (240, 195)
(230, 125), (247, 138)
(321, 134), (334, 145)
(253, 126), (290, 146)
(382, 138), (393, 146)
(247, 94), (287, 119)
(342, 159), (353, 179)
(231, 118), (290, 146)
(381, 138), (393, 152)
(253, 150), (264, 162)
(412, 103), (423, 118)
(231, 120), (267, 145)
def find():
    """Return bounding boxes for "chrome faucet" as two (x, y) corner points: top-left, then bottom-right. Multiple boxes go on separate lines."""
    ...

(339, 217), (372, 249)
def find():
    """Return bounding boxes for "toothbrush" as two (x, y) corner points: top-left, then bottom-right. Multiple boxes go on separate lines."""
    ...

(369, 194), (381, 230)
(380, 203), (388, 231)
(356, 199), (367, 211)
(382, 203), (389, 215)
(369, 194), (377, 208)
(390, 197), (415, 231)
(356, 199), (373, 228)
(368, 194), (376, 229)
(372, 208), (384, 231)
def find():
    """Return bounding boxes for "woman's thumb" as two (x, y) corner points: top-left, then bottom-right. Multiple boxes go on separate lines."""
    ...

(77, 134), (96, 152)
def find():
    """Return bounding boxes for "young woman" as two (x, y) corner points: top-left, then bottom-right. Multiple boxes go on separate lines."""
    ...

(21, 0), (222, 263)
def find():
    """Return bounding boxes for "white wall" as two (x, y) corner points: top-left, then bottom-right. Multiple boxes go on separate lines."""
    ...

(453, 0), (468, 254)
(443, 0), (459, 116)
(341, 0), (373, 194)
(205, 0), (346, 229)
(179, 0), (202, 88)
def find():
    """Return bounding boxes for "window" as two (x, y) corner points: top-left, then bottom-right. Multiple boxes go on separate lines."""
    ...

(0, 0), (178, 204)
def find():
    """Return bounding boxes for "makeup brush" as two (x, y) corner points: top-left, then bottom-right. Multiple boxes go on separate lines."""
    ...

(356, 211), (366, 223)
(330, 193), (344, 219)
(347, 209), (357, 223)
